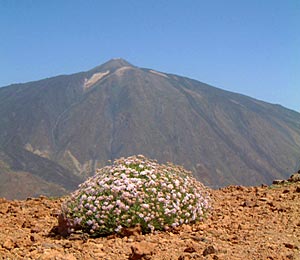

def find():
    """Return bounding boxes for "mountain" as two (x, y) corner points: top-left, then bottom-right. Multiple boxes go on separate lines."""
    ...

(1, 58), (300, 198)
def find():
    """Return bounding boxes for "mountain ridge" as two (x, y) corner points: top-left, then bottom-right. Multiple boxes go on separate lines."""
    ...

(0, 59), (300, 198)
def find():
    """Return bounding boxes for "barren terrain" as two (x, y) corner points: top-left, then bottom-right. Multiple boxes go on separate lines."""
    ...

(0, 183), (299, 259)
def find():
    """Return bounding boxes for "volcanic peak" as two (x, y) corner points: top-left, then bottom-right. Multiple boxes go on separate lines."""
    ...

(90, 58), (134, 74)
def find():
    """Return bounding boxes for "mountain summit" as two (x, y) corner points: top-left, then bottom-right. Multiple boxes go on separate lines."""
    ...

(1, 59), (300, 198)
(90, 58), (134, 73)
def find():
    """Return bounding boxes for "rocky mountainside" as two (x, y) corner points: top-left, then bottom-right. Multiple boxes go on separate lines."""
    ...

(0, 181), (299, 259)
(1, 58), (300, 198)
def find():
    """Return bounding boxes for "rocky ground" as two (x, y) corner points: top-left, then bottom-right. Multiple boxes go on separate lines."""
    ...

(0, 182), (299, 260)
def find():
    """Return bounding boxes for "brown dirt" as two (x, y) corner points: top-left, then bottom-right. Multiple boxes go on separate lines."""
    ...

(0, 183), (299, 260)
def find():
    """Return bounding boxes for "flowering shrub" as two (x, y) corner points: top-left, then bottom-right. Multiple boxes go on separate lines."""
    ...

(59, 155), (211, 236)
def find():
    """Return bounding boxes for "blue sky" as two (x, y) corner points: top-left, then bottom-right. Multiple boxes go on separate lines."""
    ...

(0, 0), (299, 111)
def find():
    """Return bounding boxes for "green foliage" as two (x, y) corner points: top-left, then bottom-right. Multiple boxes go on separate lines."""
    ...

(60, 155), (211, 236)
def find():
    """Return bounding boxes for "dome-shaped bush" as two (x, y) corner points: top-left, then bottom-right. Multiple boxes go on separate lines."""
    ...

(59, 155), (211, 236)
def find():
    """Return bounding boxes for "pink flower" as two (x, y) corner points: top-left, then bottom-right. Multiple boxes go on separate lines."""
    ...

(167, 184), (174, 189)
(141, 203), (150, 209)
(174, 179), (180, 187)
(86, 210), (93, 216)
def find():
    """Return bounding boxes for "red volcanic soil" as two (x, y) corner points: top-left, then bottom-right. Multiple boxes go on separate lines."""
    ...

(0, 183), (299, 260)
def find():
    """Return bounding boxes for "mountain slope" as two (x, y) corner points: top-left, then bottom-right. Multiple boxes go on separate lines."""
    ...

(0, 146), (82, 199)
(0, 58), (300, 198)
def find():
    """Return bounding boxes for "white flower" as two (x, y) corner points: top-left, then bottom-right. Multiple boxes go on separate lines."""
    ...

(157, 197), (165, 203)
(148, 224), (155, 232)
(87, 219), (93, 226)
(141, 203), (150, 209)
(115, 225), (123, 232)
(126, 183), (135, 191)
(151, 187), (157, 193)
(185, 212), (191, 217)
(147, 179), (154, 185)
(167, 184), (174, 189)
(171, 222), (179, 227)
(86, 210), (93, 216)
(150, 174), (156, 179)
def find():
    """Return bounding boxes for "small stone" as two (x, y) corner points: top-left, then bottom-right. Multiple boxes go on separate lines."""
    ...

(284, 243), (298, 249)
(30, 235), (37, 242)
(182, 224), (192, 232)
(94, 243), (104, 250)
(2, 238), (15, 250)
(184, 246), (196, 253)
(127, 237), (135, 243)
(39, 195), (47, 200)
(22, 220), (32, 228)
(129, 241), (155, 260)
(41, 242), (60, 249)
(63, 241), (73, 248)
(57, 213), (70, 237)
(31, 226), (42, 233)
(203, 245), (217, 256)
(272, 180), (285, 185)
(93, 252), (106, 258)
(0, 198), (7, 204)
(241, 201), (255, 207)
(190, 236), (208, 243)
(259, 197), (268, 202)
(120, 224), (142, 237)
(288, 173), (300, 182)
(295, 186), (300, 193)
